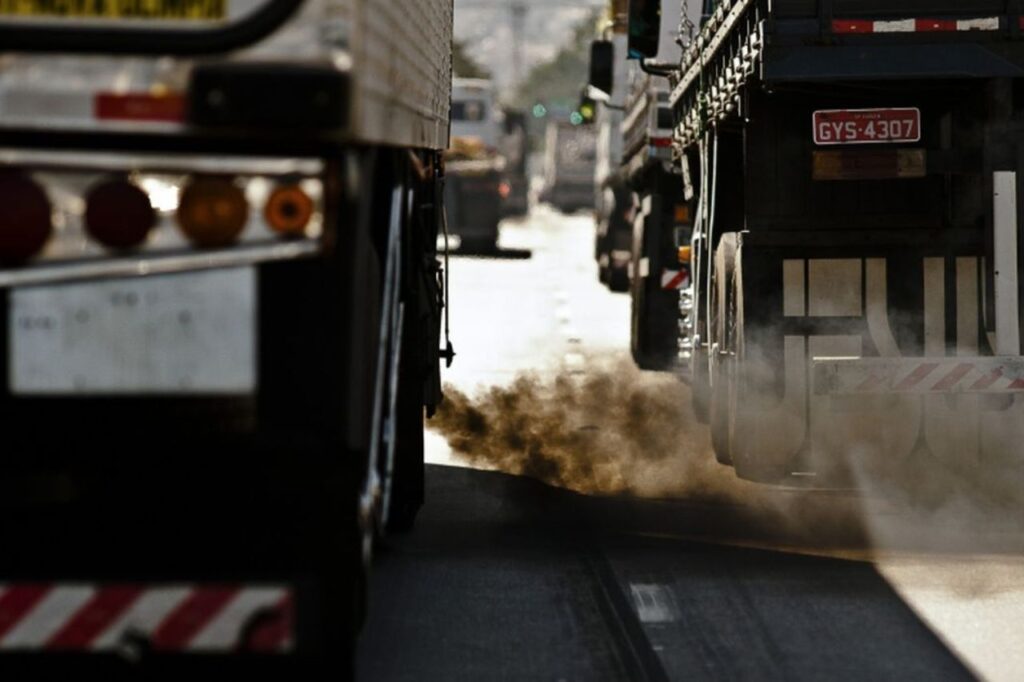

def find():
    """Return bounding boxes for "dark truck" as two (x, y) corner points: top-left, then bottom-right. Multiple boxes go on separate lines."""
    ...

(0, 0), (451, 676)
(446, 78), (504, 252)
(638, 0), (1024, 483)
(499, 109), (531, 218)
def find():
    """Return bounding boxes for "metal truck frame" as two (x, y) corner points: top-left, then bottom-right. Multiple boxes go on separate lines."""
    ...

(664, 0), (1024, 484)
(0, 0), (451, 676)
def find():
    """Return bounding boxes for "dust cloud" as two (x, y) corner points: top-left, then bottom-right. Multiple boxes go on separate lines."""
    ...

(431, 356), (734, 499)
(429, 354), (1024, 556)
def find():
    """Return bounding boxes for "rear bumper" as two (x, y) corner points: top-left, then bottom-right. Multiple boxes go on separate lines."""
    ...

(813, 356), (1024, 395)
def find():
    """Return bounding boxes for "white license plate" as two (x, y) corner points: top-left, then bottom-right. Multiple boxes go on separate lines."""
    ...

(10, 268), (256, 394)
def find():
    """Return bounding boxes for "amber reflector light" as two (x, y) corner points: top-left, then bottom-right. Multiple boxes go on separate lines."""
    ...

(0, 174), (52, 265)
(177, 176), (248, 247)
(264, 184), (314, 237)
(85, 179), (156, 250)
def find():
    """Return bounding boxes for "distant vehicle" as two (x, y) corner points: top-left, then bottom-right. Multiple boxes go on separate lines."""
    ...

(499, 109), (530, 218)
(586, 8), (633, 293)
(446, 78), (504, 251)
(0, 0), (452, 676)
(590, 0), (687, 370)
(540, 121), (596, 214)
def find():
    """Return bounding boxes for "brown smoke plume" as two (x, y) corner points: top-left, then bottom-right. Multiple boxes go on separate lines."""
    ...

(431, 356), (750, 500)
(430, 354), (1023, 555)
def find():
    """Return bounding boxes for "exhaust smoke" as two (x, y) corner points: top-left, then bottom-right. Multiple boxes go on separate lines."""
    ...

(430, 354), (1023, 555)
(432, 357), (726, 498)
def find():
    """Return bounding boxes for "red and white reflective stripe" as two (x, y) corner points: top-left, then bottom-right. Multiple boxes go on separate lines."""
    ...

(661, 269), (690, 291)
(0, 583), (292, 653)
(832, 17), (1001, 34)
(814, 357), (1024, 395)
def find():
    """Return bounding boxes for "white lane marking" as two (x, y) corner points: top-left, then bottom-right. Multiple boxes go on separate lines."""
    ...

(91, 586), (192, 651)
(563, 352), (585, 370)
(629, 584), (677, 624)
(0, 586), (95, 649)
(188, 587), (287, 651)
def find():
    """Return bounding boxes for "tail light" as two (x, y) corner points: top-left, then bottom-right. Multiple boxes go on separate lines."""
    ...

(177, 176), (249, 247)
(0, 174), (51, 264)
(674, 204), (690, 224)
(264, 184), (314, 237)
(498, 181), (511, 199)
(85, 179), (156, 250)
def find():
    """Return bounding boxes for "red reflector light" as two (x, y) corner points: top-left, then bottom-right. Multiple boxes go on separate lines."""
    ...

(498, 181), (511, 199)
(94, 93), (186, 123)
(651, 137), (673, 148)
(177, 177), (249, 248)
(916, 19), (956, 32)
(85, 179), (156, 250)
(832, 20), (872, 34)
(264, 184), (314, 237)
(0, 174), (51, 265)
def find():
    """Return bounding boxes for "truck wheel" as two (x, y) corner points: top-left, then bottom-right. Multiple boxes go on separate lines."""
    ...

(385, 304), (425, 533)
(709, 234), (737, 465)
(630, 197), (681, 371)
(729, 245), (793, 484)
(691, 344), (710, 423)
(608, 263), (630, 293)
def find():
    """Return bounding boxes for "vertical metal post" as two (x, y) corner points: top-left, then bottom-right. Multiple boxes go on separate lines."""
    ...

(993, 171), (1020, 355)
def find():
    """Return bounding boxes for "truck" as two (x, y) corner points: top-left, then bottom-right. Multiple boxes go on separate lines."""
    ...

(446, 78), (504, 252)
(638, 0), (1024, 485)
(499, 108), (530, 219)
(540, 120), (597, 214)
(616, 0), (692, 370)
(589, 3), (639, 293)
(0, 0), (451, 676)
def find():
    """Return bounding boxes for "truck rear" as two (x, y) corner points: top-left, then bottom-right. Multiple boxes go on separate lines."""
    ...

(0, 0), (451, 676)
(541, 120), (598, 214)
(588, 2), (634, 292)
(446, 78), (504, 252)
(664, 0), (1024, 485)
(615, 0), (693, 371)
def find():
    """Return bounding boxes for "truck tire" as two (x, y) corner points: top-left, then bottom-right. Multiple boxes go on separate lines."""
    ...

(385, 298), (426, 533)
(608, 263), (630, 292)
(630, 196), (682, 371)
(729, 244), (793, 484)
(709, 234), (737, 465)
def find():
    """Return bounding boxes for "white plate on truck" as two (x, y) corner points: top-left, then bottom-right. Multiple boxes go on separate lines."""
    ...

(9, 268), (256, 394)
(813, 108), (921, 145)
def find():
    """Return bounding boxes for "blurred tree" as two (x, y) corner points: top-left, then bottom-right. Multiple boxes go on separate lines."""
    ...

(510, 9), (599, 155)
(453, 40), (490, 79)
(512, 10), (597, 114)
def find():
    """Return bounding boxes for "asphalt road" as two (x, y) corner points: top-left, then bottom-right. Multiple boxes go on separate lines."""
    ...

(358, 206), (1024, 681)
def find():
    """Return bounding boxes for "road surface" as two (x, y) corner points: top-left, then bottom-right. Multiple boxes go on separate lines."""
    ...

(358, 206), (1024, 681)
